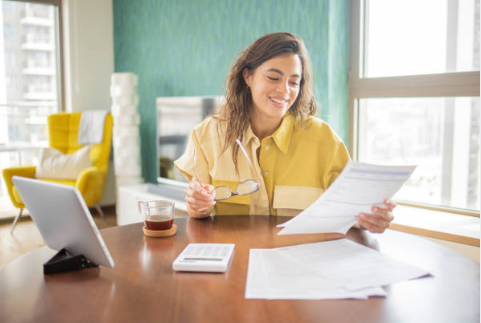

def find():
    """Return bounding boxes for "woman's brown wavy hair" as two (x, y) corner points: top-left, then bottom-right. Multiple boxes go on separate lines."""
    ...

(217, 32), (318, 169)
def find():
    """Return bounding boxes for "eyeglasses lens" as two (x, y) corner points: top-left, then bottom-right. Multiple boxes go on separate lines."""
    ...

(237, 180), (260, 195)
(213, 186), (233, 201)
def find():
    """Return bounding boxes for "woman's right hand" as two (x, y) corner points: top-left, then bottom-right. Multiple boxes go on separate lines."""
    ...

(184, 180), (215, 218)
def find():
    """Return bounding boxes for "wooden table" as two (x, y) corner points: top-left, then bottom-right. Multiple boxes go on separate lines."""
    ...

(0, 216), (479, 323)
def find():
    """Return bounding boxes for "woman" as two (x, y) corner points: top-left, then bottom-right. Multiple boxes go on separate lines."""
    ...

(175, 32), (395, 233)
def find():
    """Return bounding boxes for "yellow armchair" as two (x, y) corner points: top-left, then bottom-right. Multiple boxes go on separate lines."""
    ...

(2, 112), (113, 233)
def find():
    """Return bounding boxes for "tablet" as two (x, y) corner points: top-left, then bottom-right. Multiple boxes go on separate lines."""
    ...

(12, 176), (114, 268)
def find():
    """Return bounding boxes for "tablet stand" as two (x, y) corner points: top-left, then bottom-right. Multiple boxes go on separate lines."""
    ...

(43, 248), (98, 274)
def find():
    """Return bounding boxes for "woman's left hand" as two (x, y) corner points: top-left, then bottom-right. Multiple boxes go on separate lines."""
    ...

(355, 198), (396, 233)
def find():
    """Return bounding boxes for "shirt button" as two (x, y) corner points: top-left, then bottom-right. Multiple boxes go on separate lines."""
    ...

(264, 172), (268, 176)
(265, 146), (269, 150)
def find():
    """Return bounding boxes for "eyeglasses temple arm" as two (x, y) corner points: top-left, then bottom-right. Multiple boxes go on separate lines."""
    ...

(235, 139), (262, 185)
(192, 149), (202, 184)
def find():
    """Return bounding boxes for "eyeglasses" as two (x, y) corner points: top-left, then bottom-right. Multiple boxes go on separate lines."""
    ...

(193, 139), (261, 201)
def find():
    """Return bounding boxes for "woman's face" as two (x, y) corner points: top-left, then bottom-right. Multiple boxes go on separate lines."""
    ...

(244, 54), (302, 123)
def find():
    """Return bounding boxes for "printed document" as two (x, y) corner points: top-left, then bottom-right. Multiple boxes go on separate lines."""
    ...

(245, 239), (430, 300)
(278, 162), (416, 235)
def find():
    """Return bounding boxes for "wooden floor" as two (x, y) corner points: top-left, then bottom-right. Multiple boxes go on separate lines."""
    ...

(0, 206), (117, 268)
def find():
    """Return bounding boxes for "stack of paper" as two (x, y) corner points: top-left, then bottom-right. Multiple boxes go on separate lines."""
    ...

(278, 162), (417, 235)
(245, 239), (430, 300)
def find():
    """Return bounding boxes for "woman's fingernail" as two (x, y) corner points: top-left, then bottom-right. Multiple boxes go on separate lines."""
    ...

(386, 199), (391, 204)
(372, 206), (378, 212)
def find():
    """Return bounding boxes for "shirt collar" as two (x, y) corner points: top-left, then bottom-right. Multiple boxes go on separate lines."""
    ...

(244, 122), (257, 145)
(243, 113), (295, 154)
(271, 114), (294, 154)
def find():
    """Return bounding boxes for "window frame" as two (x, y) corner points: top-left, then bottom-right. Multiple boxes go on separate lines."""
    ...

(348, 0), (481, 216)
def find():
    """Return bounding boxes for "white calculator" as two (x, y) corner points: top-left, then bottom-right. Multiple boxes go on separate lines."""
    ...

(172, 243), (235, 273)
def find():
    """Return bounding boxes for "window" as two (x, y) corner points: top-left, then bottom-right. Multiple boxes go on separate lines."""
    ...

(25, 26), (50, 44)
(350, 0), (480, 214)
(3, 23), (14, 40)
(363, 0), (479, 77)
(27, 51), (50, 68)
(0, 0), (63, 217)
(4, 49), (15, 65)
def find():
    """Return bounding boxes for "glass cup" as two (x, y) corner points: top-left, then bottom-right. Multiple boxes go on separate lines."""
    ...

(138, 200), (175, 231)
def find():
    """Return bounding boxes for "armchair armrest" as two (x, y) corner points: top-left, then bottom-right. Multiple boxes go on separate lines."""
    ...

(1, 166), (37, 208)
(76, 166), (108, 206)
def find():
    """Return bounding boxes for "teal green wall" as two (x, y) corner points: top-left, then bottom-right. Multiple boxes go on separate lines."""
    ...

(113, 0), (350, 183)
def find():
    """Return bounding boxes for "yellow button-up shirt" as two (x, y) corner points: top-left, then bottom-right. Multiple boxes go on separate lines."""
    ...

(174, 114), (350, 216)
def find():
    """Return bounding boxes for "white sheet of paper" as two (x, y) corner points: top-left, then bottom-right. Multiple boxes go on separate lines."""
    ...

(278, 162), (416, 235)
(245, 248), (386, 300)
(245, 239), (429, 300)
(275, 239), (430, 290)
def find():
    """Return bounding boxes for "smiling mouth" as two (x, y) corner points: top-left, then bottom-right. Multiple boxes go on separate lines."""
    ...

(270, 97), (287, 105)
